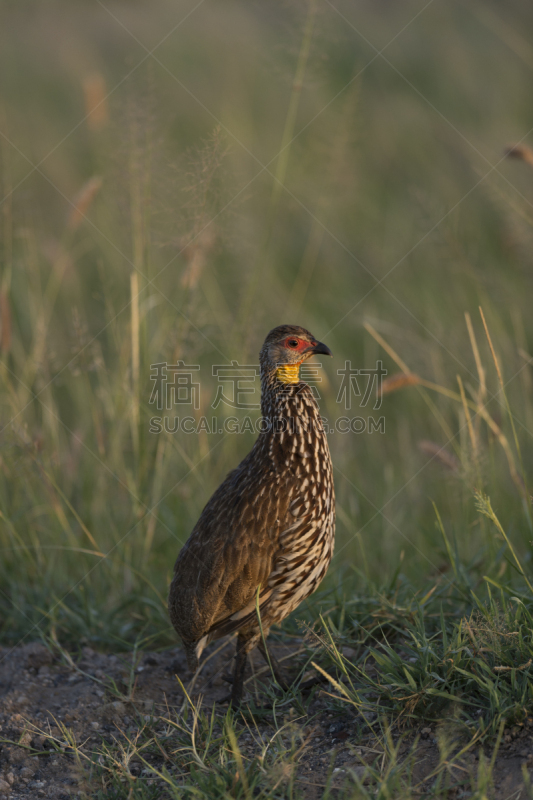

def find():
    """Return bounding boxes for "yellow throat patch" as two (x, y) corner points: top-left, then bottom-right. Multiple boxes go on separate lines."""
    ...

(276, 363), (300, 384)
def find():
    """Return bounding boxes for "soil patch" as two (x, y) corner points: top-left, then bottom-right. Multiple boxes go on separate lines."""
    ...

(0, 641), (530, 798)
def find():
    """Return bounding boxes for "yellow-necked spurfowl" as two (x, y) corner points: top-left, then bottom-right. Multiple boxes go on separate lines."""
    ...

(168, 325), (335, 704)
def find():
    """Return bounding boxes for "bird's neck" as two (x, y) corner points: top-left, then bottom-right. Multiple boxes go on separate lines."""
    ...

(275, 364), (300, 384)
(259, 359), (316, 425)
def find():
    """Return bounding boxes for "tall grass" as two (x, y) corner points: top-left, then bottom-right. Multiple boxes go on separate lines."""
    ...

(0, 0), (532, 659)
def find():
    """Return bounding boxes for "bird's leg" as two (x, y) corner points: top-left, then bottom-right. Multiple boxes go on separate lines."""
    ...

(231, 634), (249, 707)
(257, 638), (289, 690)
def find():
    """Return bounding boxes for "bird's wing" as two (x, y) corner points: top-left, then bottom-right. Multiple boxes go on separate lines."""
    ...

(168, 456), (291, 645)
(202, 586), (274, 640)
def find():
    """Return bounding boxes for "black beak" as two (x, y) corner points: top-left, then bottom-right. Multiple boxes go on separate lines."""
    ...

(309, 340), (332, 357)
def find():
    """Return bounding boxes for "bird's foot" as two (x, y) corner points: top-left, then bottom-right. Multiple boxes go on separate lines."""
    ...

(217, 691), (244, 708)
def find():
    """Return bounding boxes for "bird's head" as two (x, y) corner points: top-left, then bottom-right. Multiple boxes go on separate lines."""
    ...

(260, 325), (332, 384)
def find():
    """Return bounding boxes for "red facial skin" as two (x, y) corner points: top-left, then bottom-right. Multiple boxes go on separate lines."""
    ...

(284, 337), (317, 354)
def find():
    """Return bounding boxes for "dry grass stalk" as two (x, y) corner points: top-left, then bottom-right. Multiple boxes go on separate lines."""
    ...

(465, 312), (486, 402)
(180, 228), (216, 290)
(465, 311), (486, 451)
(479, 307), (505, 389)
(457, 374), (478, 461)
(519, 347), (533, 364)
(271, 0), (318, 209)
(504, 143), (533, 167)
(493, 659), (532, 672)
(418, 440), (459, 472)
(366, 321), (524, 494)
(479, 306), (529, 501)
(365, 322), (456, 443)
(83, 73), (108, 131)
(130, 272), (140, 460)
(380, 372), (421, 396)
(144, 437), (167, 558)
(0, 291), (11, 354)
(67, 176), (103, 231)
(364, 322), (410, 374)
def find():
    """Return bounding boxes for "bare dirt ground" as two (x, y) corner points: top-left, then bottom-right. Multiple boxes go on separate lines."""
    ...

(0, 640), (531, 798)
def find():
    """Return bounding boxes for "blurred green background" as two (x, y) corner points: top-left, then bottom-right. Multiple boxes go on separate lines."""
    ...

(1, 0), (533, 649)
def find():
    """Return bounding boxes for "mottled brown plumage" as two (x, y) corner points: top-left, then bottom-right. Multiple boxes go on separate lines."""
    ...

(168, 325), (335, 704)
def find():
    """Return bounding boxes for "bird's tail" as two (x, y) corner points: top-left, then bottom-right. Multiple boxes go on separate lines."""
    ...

(183, 635), (208, 672)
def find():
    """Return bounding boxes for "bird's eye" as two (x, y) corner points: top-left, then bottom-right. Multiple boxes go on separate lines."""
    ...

(287, 339), (299, 348)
